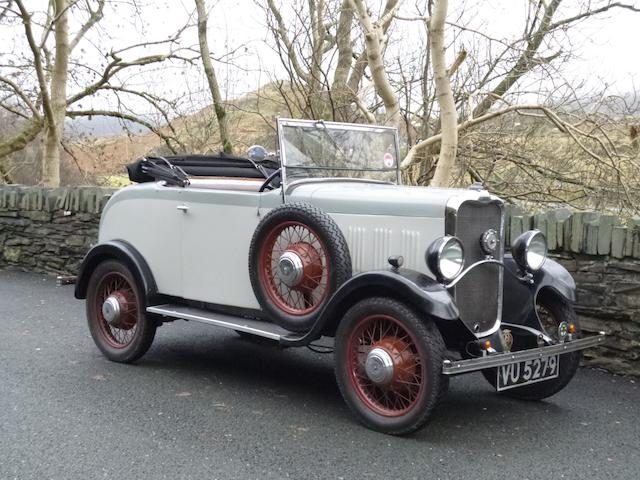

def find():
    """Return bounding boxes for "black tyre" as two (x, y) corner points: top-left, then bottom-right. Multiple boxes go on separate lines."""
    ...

(334, 297), (447, 435)
(482, 289), (581, 400)
(86, 259), (157, 363)
(249, 202), (352, 332)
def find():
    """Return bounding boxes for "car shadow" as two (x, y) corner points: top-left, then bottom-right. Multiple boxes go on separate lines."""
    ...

(133, 327), (572, 443)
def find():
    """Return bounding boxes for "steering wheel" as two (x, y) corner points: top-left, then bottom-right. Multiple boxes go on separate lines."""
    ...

(259, 168), (282, 192)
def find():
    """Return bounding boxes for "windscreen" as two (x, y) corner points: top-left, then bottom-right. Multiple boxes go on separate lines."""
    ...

(279, 120), (399, 183)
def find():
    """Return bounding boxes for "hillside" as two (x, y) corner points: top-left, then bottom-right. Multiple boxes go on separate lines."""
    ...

(67, 83), (293, 181)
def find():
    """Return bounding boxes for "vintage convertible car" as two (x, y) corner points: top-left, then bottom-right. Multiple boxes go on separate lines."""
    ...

(73, 118), (605, 435)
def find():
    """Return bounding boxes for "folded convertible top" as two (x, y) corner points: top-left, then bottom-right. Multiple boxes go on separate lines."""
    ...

(126, 153), (280, 185)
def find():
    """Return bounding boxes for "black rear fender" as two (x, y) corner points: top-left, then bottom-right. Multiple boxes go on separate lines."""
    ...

(74, 240), (158, 305)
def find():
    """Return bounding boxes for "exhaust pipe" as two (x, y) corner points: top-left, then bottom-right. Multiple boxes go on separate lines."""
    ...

(56, 275), (77, 286)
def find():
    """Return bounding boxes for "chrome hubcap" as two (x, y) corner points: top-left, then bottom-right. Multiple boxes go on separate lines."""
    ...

(277, 251), (304, 287)
(102, 296), (121, 325)
(365, 347), (394, 385)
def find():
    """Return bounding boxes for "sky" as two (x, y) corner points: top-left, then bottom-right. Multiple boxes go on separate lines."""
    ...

(1, 0), (638, 116)
(129, 0), (640, 98)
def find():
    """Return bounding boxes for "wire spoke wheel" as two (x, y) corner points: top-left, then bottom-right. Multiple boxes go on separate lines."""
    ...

(86, 259), (157, 363)
(335, 297), (446, 435)
(348, 314), (424, 417)
(94, 272), (139, 348)
(536, 302), (560, 342)
(260, 221), (330, 316)
(249, 202), (352, 332)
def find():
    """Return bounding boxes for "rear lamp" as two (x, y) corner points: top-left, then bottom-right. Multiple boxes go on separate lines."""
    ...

(426, 236), (465, 282)
(512, 230), (547, 272)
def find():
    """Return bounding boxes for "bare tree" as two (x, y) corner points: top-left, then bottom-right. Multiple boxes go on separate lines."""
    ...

(427, 0), (457, 187)
(350, 0), (401, 126)
(399, 0), (639, 183)
(0, 0), (192, 185)
(195, 0), (232, 153)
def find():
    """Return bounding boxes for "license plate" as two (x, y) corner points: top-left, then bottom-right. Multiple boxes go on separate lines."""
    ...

(496, 355), (559, 391)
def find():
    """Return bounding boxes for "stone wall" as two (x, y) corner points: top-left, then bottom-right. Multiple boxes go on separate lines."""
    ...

(0, 186), (115, 275)
(507, 207), (640, 376)
(0, 186), (638, 375)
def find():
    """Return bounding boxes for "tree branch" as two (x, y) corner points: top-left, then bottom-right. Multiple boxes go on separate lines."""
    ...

(0, 74), (41, 117)
(14, 0), (55, 125)
(69, 0), (105, 52)
(66, 109), (180, 154)
(0, 118), (43, 158)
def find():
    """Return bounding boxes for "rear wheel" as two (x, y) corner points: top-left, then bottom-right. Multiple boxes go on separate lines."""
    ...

(482, 290), (581, 400)
(335, 297), (446, 435)
(86, 260), (157, 363)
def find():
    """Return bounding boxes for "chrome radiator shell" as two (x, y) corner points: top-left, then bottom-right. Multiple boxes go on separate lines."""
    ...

(445, 192), (505, 336)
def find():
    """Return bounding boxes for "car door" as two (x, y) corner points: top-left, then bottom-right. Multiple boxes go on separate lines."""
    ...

(179, 187), (282, 309)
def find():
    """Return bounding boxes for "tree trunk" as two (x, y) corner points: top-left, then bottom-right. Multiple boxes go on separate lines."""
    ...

(41, 0), (69, 187)
(331, 0), (354, 121)
(429, 0), (458, 188)
(195, 0), (232, 153)
(351, 0), (400, 127)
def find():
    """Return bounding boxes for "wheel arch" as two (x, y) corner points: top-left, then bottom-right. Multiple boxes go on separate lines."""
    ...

(74, 240), (158, 305)
(502, 254), (576, 330)
(280, 269), (460, 346)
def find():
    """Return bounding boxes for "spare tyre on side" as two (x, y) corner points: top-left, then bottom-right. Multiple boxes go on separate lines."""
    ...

(248, 202), (352, 332)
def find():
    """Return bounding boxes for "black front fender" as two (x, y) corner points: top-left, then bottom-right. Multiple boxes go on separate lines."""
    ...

(280, 268), (459, 347)
(74, 240), (157, 304)
(502, 254), (576, 329)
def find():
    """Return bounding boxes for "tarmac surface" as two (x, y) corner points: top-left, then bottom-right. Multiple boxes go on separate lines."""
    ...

(1, 269), (638, 480)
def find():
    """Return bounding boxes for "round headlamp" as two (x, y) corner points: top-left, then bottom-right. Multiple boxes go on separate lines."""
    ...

(512, 230), (547, 272)
(426, 236), (465, 282)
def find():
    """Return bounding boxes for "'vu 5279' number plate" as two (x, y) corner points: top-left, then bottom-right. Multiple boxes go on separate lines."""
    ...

(496, 355), (559, 391)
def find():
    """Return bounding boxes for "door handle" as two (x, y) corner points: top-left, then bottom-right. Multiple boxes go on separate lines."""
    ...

(176, 205), (189, 212)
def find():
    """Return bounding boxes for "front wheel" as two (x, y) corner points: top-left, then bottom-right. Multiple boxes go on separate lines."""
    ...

(86, 259), (157, 363)
(482, 289), (581, 400)
(334, 297), (447, 435)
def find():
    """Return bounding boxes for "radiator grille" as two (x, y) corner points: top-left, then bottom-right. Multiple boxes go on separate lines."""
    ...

(450, 200), (503, 334)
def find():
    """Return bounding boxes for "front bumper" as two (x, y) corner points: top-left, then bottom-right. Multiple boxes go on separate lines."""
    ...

(442, 332), (606, 375)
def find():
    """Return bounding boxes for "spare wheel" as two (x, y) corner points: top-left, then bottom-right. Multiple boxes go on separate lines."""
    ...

(249, 202), (352, 332)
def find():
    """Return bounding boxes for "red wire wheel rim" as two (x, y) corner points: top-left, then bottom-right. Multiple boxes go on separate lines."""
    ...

(93, 271), (139, 349)
(259, 220), (331, 316)
(347, 314), (425, 417)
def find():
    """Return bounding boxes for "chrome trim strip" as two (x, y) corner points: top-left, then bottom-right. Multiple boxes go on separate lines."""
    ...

(445, 259), (504, 288)
(276, 117), (287, 203)
(147, 304), (288, 340)
(442, 332), (606, 375)
(393, 128), (402, 185)
(285, 177), (394, 195)
(278, 118), (398, 132)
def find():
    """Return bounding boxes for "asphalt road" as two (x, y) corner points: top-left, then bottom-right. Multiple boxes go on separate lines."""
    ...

(0, 270), (638, 480)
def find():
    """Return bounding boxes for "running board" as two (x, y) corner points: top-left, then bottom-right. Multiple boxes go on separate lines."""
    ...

(146, 304), (292, 341)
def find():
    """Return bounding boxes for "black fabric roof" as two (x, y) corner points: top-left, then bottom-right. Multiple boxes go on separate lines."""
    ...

(126, 153), (279, 184)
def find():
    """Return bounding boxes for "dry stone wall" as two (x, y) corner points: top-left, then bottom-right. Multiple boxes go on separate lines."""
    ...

(0, 186), (638, 375)
(0, 186), (115, 275)
(507, 206), (640, 376)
